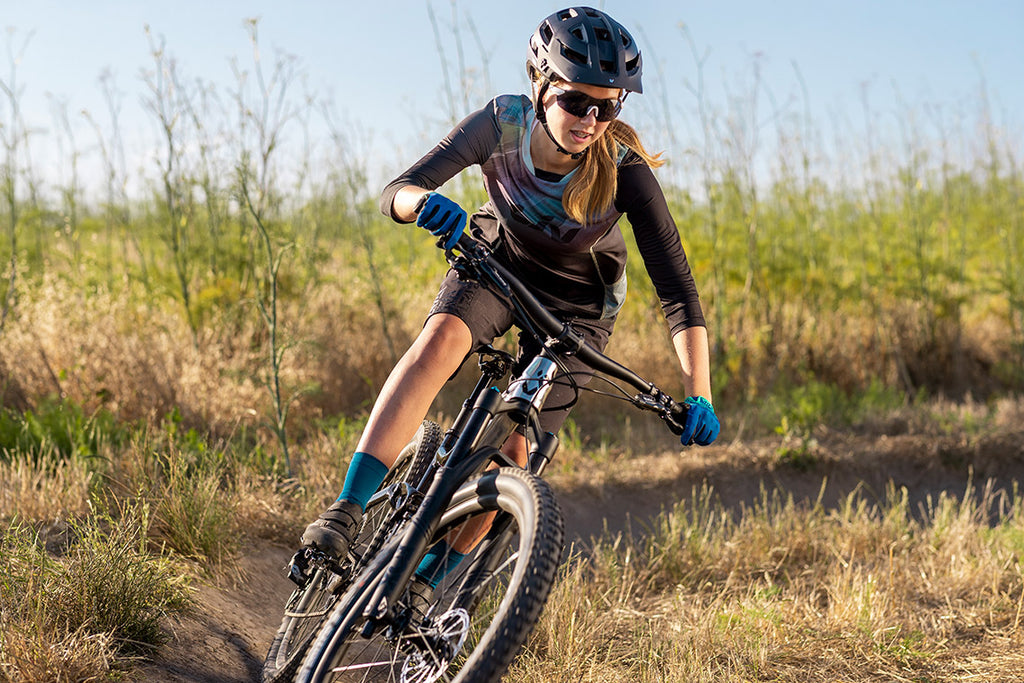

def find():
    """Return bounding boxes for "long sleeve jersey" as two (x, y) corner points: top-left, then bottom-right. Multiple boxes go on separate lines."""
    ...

(380, 94), (705, 336)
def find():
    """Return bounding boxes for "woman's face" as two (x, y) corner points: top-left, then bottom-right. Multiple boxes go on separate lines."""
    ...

(539, 81), (622, 155)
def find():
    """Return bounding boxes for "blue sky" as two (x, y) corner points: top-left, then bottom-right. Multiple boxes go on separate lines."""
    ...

(3, 1), (1022, 195)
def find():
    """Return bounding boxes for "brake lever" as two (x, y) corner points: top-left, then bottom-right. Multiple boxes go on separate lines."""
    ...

(633, 390), (688, 436)
(665, 399), (688, 436)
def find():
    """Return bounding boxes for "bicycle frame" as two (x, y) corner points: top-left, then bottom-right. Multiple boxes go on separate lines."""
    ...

(353, 232), (690, 634)
(361, 346), (561, 627)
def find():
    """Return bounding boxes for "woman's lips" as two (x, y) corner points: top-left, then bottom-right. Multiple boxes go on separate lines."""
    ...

(569, 129), (592, 144)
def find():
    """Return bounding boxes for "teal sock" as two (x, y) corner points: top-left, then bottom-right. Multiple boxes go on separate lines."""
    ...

(415, 540), (467, 588)
(338, 452), (389, 511)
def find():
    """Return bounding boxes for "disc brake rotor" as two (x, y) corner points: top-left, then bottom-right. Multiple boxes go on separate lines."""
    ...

(400, 609), (471, 683)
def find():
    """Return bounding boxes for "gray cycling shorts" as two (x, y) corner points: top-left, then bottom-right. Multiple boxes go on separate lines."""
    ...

(427, 269), (614, 436)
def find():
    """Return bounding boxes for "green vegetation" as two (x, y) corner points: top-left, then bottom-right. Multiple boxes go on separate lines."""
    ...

(0, 17), (1021, 683)
(0, 398), (127, 464)
(0, 505), (190, 680)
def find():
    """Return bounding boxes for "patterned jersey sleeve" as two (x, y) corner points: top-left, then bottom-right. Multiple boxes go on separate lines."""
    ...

(615, 157), (706, 334)
(379, 102), (502, 222)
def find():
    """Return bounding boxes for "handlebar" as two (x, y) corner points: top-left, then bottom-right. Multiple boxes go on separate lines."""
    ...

(445, 232), (688, 435)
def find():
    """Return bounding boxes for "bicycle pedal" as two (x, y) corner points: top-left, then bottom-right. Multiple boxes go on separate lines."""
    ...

(286, 549), (310, 587)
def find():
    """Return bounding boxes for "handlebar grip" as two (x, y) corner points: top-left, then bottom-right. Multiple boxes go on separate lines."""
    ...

(453, 230), (480, 252)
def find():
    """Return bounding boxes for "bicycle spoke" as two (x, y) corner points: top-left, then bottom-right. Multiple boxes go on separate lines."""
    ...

(303, 470), (562, 683)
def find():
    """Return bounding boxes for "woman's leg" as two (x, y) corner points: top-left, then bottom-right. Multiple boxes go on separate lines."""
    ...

(356, 313), (473, 468)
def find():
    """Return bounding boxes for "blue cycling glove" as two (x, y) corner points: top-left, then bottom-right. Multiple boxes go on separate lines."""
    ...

(416, 192), (466, 249)
(680, 396), (720, 446)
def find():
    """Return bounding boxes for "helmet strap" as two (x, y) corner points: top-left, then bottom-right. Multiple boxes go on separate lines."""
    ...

(533, 80), (585, 161)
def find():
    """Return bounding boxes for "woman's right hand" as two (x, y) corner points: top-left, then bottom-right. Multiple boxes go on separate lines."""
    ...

(416, 192), (466, 249)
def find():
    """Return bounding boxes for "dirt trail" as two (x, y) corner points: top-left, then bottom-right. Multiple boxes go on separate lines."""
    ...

(134, 429), (1024, 682)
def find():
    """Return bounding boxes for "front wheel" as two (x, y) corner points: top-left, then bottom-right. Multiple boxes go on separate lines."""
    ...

(299, 467), (565, 683)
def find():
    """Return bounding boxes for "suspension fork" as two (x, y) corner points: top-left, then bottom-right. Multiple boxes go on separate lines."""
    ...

(363, 349), (559, 624)
(436, 349), (512, 455)
(363, 388), (507, 622)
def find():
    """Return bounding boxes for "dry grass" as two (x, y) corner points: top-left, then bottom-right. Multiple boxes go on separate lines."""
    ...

(2, 276), (266, 429)
(0, 506), (191, 682)
(511, 479), (1024, 682)
(0, 627), (120, 683)
(0, 268), (439, 443)
(0, 457), (92, 523)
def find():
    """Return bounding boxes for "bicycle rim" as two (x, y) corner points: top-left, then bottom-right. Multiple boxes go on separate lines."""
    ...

(300, 467), (564, 683)
(263, 562), (346, 683)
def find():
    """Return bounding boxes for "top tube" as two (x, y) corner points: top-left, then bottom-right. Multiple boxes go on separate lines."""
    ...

(448, 232), (655, 394)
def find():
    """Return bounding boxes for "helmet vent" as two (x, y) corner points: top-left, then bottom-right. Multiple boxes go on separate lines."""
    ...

(541, 24), (553, 44)
(561, 45), (589, 66)
(625, 55), (640, 72)
(600, 59), (615, 74)
(595, 28), (611, 42)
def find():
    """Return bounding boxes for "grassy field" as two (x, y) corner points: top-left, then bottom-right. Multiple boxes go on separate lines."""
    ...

(2, 23), (1023, 682)
(520, 411), (1024, 682)
(524, 488), (1024, 682)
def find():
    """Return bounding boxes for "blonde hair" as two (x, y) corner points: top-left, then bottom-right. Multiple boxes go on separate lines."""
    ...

(563, 118), (665, 225)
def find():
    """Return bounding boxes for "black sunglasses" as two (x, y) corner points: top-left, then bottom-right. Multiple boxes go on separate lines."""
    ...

(548, 84), (623, 122)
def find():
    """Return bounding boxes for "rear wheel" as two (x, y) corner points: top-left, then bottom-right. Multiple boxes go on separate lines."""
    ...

(299, 467), (564, 683)
(262, 421), (441, 682)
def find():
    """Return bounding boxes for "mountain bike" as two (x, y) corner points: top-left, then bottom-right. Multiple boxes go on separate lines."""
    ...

(262, 230), (692, 683)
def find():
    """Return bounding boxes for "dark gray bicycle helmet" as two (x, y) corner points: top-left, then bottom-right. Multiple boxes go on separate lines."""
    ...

(527, 6), (643, 93)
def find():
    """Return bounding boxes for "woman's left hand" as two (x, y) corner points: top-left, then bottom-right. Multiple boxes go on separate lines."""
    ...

(680, 396), (719, 446)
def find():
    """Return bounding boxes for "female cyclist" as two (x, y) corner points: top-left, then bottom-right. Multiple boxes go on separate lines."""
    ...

(301, 6), (720, 581)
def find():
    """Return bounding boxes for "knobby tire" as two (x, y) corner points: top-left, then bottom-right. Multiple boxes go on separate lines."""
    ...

(298, 467), (564, 683)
